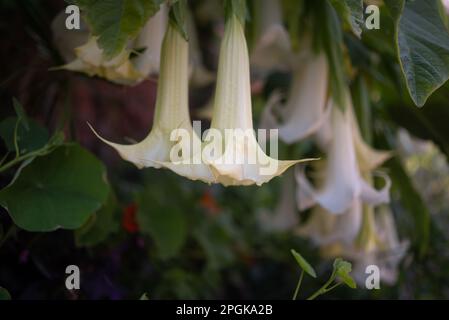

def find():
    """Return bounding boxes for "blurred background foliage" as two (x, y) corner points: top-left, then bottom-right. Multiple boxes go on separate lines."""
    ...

(1, 0), (449, 300)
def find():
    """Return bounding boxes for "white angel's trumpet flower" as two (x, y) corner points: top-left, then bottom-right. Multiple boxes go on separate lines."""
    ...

(53, 7), (167, 85)
(347, 206), (409, 285)
(296, 104), (391, 214)
(260, 51), (330, 144)
(204, 14), (312, 186)
(258, 171), (299, 231)
(250, 0), (293, 73)
(90, 23), (214, 183)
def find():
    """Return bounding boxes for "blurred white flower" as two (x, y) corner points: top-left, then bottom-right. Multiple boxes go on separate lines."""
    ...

(250, 0), (293, 73)
(90, 23), (214, 183)
(296, 102), (390, 214)
(260, 50), (330, 144)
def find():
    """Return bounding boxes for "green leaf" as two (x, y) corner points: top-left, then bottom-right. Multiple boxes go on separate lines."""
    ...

(333, 258), (356, 289)
(137, 183), (187, 259)
(329, 0), (363, 38)
(0, 117), (49, 154)
(290, 249), (317, 278)
(12, 98), (29, 130)
(75, 191), (119, 247)
(0, 144), (109, 232)
(0, 287), (11, 300)
(385, 0), (449, 106)
(74, 0), (163, 59)
(317, 0), (347, 109)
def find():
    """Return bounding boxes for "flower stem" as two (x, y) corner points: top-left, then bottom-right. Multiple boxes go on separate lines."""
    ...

(292, 269), (304, 300)
(307, 271), (336, 300)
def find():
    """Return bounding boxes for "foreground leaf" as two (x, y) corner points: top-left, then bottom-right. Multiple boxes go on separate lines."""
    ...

(291, 249), (317, 278)
(333, 258), (356, 289)
(0, 144), (109, 232)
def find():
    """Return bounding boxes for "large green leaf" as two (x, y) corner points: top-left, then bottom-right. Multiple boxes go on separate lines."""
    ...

(386, 0), (449, 106)
(137, 183), (187, 259)
(329, 0), (363, 38)
(0, 144), (109, 232)
(74, 0), (163, 59)
(75, 191), (119, 247)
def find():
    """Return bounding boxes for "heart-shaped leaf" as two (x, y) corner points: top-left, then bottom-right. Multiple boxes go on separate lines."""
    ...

(0, 144), (109, 232)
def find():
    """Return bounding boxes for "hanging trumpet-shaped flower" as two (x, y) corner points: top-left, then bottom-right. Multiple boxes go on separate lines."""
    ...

(258, 171), (299, 231)
(203, 14), (312, 186)
(260, 50), (330, 144)
(53, 7), (168, 85)
(250, 0), (293, 73)
(90, 22), (214, 183)
(296, 100), (391, 214)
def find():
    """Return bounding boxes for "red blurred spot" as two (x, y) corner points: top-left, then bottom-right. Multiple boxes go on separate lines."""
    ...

(122, 203), (139, 233)
(199, 190), (220, 216)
